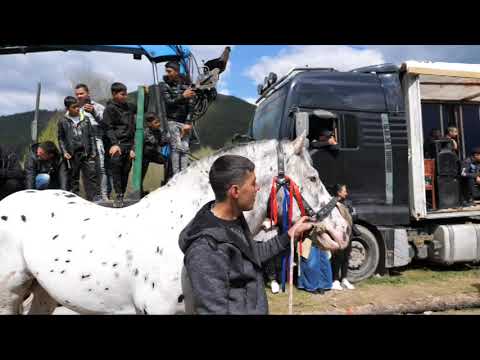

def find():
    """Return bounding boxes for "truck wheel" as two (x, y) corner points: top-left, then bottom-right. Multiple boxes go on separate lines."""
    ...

(347, 224), (380, 283)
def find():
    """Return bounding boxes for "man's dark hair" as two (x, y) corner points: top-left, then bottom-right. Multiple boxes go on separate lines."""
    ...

(145, 112), (159, 123)
(209, 155), (255, 202)
(165, 61), (180, 72)
(111, 82), (127, 94)
(472, 147), (480, 156)
(64, 96), (78, 109)
(75, 83), (89, 92)
(332, 183), (347, 195)
(39, 141), (59, 157)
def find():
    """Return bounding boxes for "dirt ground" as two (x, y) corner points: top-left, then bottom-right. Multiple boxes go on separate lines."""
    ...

(267, 263), (480, 315)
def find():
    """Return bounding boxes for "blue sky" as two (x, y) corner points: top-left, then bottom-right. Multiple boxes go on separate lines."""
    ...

(1, 45), (480, 115)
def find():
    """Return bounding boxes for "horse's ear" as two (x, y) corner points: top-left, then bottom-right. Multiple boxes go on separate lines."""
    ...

(292, 131), (307, 155)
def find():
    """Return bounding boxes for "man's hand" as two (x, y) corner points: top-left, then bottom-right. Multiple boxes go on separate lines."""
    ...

(328, 137), (338, 146)
(181, 124), (193, 138)
(183, 88), (195, 99)
(83, 103), (95, 113)
(109, 145), (121, 157)
(129, 150), (136, 160)
(64, 153), (72, 160)
(287, 216), (314, 240)
(475, 176), (480, 185)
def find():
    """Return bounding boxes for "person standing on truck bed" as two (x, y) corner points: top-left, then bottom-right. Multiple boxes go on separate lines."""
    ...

(74, 83), (112, 201)
(330, 184), (357, 291)
(102, 82), (137, 208)
(159, 61), (196, 177)
(460, 147), (480, 206)
(424, 128), (442, 158)
(445, 126), (460, 154)
(58, 96), (99, 201)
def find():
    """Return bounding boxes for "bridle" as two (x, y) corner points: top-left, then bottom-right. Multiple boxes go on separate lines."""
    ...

(272, 142), (338, 224)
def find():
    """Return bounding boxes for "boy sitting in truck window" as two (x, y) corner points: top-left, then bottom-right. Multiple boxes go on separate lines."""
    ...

(311, 129), (339, 151)
(460, 147), (480, 206)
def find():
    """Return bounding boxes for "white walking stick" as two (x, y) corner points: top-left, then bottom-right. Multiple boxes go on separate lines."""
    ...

(288, 232), (295, 315)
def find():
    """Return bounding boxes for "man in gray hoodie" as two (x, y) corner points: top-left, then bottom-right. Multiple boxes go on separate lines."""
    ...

(179, 155), (312, 314)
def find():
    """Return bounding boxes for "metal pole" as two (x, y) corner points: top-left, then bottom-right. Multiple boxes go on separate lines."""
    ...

(32, 82), (41, 143)
(131, 86), (145, 200)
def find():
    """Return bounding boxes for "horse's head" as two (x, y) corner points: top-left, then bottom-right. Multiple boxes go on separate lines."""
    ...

(281, 133), (352, 247)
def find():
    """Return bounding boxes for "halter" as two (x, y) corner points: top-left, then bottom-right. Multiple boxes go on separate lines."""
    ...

(270, 142), (338, 226)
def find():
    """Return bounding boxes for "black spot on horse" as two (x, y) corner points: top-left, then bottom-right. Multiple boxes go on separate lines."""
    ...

(83, 218), (90, 222)
(178, 295), (184, 303)
(152, 282), (155, 289)
(1, 216), (7, 221)
(88, 289), (93, 292)
(52, 235), (59, 240)
(26, 191), (36, 193)
(118, 234), (122, 238)
(136, 214), (140, 218)
(65, 260), (70, 263)
(143, 308), (148, 315)
(61, 270), (66, 274)
(51, 212), (55, 218)
(134, 269), (139, 276)
(65, 194), (76, 198)
(81, 234), (87, 240)
(21, 215), (26, 222)
(270, 167), (273, 171)
(144, 275), (148, 282)
(54, 258), (59, 262)
(65, 300), (70, 304)
(102, 262), (107, 266)
(67, 202), (76, 205)
(50, 270), (54, 273)
(112, 263), (118, 268)
(67, 249), (72, 252)
(81, 274), (91, 280)
(180, 214), (183, 219)
(104, 287), (109, 291)
(89, 250), (94, 254)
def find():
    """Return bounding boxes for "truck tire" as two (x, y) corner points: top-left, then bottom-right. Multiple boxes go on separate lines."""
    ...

(347, 224), (380, 283)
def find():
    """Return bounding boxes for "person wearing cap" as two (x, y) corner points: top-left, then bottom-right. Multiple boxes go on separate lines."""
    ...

(159, 61), (196, 177)
(311, 129), (339, 150)
(460, 146), (480, 206)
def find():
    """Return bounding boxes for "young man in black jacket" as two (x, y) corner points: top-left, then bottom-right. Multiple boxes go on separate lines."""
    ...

(179, 155), (313, 315)
(160, 61), (196, 176)
(58, 96), (98, 200)
(25, 141), (68, 191)
(102, 82), (137, 207)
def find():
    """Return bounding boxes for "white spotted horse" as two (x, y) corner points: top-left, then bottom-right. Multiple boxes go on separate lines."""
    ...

(0, 134), (350, 314)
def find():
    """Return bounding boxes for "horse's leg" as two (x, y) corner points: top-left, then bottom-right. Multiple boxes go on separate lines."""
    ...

(25, 280), (59, 315)
(0, 230), (33, 315)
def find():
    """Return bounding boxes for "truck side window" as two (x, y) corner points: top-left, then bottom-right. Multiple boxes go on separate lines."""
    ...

(338, 114), (359, 149)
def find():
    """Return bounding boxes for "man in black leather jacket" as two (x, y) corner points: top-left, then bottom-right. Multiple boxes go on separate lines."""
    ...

(58, 96), (98, 201)
(25, 141), (68, 191)
(159, 61), (196, 176)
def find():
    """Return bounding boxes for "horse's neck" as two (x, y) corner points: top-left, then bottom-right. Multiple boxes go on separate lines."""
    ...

(144, 141), (277, 235)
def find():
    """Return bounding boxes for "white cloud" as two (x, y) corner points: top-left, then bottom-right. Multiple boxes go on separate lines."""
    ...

(0, 51), (154, 115)
(244, 45), (386, 85)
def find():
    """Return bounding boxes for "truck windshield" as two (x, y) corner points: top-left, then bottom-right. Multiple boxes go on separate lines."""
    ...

(252, 86), (288, 139)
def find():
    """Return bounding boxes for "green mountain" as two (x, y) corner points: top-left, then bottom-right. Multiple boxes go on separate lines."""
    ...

(194, 94), (256, 150)
(0, 110), (58, 155)
(0, 94), (256, 160)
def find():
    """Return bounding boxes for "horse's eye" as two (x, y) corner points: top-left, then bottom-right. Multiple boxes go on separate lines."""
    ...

(309, 176), (317, 183)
